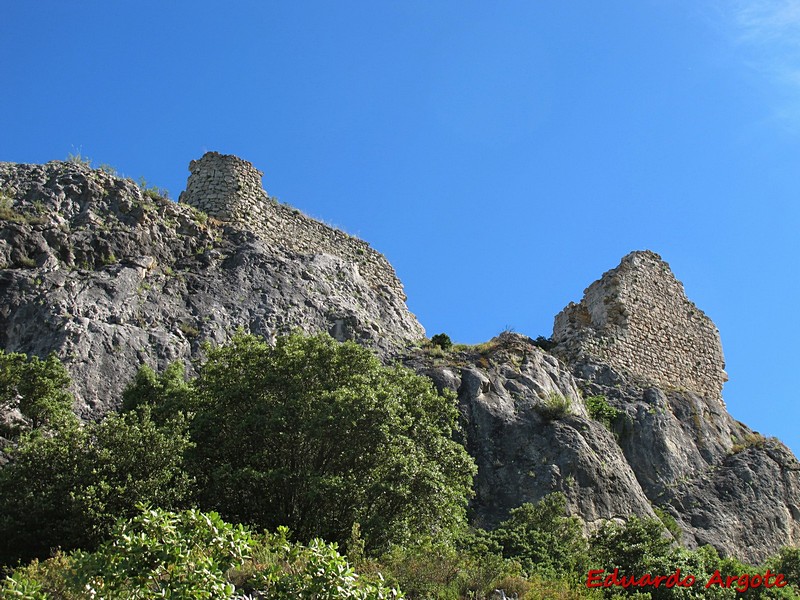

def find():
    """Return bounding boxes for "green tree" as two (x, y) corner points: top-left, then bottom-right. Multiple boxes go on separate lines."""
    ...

(766, 547), (800, 598)
(0, 408), (193, 565)
(430, 333), (453, 350)
(184, 332), (476, 552)
(474, 493), (589, 579)
(0, 350), (76, 435)
(121, 360), (195, 423)
(589, 515), (673, 581)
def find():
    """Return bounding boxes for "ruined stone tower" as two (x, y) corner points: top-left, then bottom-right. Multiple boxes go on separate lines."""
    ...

(178, 151), (268, 222)
(176, 151), (418, 312)
(553, 250), (728, 400)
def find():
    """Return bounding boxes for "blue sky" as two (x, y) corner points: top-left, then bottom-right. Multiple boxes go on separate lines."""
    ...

(2, 1), (798, 455)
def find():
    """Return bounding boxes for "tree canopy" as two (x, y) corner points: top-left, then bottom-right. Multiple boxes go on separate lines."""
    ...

(128, 332), (477, 552)
(0, 350), (76, 435)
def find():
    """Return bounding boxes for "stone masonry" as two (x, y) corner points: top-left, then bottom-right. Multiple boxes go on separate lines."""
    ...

(553, 250), (727, 400)
(178, 151), (410, 304)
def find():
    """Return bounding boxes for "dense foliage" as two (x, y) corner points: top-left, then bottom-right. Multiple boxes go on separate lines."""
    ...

(584, 395), (620, 430)
(1, 339), (799, 599)
(1, 507), (402, 599)
(0, 408), (193, 564)
(430, 333), (453, 350)
(127, 332), (476, 552)
(0, 350), (76, 435)
(473, 493), (589, 579)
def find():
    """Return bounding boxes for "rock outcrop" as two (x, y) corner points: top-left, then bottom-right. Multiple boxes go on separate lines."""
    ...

(551, 251), (800, 563)
(404, 333), (657, 531)
(0, 156), (423, 418)
(0, 155), (798, 564)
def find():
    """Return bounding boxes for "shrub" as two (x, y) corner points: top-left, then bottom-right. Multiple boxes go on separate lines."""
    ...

(66, 151), (91, 166)
(589, 515), (672, 580)
(0, 350), (76, 436)
(730, 432), (767, 454)
(767, 547), (800, 597)
(536, 392), (573, 421)
(122, 361), (195, 423)
(653, 507), (682, 543)
(97, 163), (119, 176)
(0, 195), (26, 223)
(2, 509), (403, 599)
(430, 333), (453, 351)
(182, 332), (475, 552)
(585, 395), (620, 430)
(80, 507), (251, 598)
(477, 493), (589, 579)
(179, 321), (201, 339)
(532, 336), (556, 351)
(248, 529), (403, 599)
(0, 408), (193, 565)
(137, 176), (170, 201)
(378, 539), (516, 600)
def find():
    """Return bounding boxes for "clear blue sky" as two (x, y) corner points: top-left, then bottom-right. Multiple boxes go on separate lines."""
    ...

(2, 1), (798, 455)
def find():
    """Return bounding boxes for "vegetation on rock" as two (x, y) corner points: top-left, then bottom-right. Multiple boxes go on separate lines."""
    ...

(1, 336), (799, 599)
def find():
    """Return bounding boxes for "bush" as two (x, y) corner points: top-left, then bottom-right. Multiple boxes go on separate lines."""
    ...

(137, 176), (170, 201)
(0, 408), (193, 565)
(430, 333), (453, 351)
(378, 539), (517, 600)
(2, 509), (403, 599)
(589, 515), (673, 581)
(122, 360), (195, 423)
(179, 332), (475, 552)
(766, 547), (800, 597)
(0, 350), (76, 436)
(536, 392), (573, 421)
(79, 507), (251, 598)
(532, 336), (556, 352)
(585, 395), (620, 430)
(475, 493), (589, 580)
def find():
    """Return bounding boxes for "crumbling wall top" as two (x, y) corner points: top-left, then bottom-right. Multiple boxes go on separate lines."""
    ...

(553, 250), (727, 400)
(177, 151), (410, 303)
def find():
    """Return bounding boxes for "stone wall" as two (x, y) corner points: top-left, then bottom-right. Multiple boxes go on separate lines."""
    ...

(178, 152), (408, 301)
(553, 251), (727, 400)
(178, 152), (267, 221)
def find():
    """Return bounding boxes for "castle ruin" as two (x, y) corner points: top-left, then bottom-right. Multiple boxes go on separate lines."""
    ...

(177, 151), (411, 305)
(178, 152), (268, 221)
(553, 250), (728, 400)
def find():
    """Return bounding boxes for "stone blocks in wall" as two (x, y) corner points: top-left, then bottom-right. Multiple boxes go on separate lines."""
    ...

(177, 151), (409, 303)
(553, 250), (727, 400)
(178, 151), (268, 221)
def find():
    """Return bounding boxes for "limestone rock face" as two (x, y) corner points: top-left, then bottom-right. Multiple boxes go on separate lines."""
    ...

(553, 250), (727, 401)
(0, 158), (424, 418)
(404, 333), (657, 532)
(552, 253), (800, 563)
(570, 356), (800, 563)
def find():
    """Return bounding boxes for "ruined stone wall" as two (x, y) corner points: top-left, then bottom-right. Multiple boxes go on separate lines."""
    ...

(178, 152), (407, 301)
(178, 152), (266, 221)
(553, 251), (727, 400)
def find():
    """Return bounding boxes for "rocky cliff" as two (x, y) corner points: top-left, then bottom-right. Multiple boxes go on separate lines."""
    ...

(0, 156), (423, 418)
(553, 251), (800, 562)
(0, 155), (798, 564)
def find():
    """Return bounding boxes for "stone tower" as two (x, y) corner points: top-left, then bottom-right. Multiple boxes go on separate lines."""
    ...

(178, 151), (268, 221)
(553, 250), (728, 400)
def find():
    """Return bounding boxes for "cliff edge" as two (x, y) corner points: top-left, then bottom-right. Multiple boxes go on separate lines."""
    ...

(0, 154), (424, 418)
